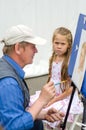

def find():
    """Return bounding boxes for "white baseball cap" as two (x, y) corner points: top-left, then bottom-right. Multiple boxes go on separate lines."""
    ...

(1, 24), (46, 45)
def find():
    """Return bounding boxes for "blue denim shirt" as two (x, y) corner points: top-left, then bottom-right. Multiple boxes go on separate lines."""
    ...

(0, 55), (34, 130)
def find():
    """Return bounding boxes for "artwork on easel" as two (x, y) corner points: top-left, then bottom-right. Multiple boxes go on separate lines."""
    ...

(68, 13), (86, 92)
(72, 30), (86, 91)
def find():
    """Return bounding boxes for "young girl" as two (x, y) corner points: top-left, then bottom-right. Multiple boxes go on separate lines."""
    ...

(30, 27), (83, 129)
(43, 27), (83, 129)
(47, 27), (73, 106)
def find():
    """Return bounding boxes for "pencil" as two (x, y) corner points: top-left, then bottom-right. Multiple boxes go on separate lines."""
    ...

(58, 105), (64, 112)
(54, 80), (67, 86)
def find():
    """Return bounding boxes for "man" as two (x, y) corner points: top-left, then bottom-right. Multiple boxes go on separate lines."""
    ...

(0, 25), (64, 130)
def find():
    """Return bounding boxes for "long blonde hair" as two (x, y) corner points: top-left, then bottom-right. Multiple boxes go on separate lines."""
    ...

(47, 27), (73, 82)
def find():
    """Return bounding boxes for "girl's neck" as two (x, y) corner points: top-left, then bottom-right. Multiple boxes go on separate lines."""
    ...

(55, 55), (64, 63)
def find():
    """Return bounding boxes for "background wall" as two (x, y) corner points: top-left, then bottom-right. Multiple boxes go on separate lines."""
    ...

(0, 0), (86, 77)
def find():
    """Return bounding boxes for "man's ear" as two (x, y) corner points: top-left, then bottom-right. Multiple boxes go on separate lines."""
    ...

(15, 43), (21, 54)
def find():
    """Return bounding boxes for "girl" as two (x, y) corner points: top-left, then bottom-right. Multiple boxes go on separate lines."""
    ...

(44, 27), (83, 129)
(47, 27), (73, 106)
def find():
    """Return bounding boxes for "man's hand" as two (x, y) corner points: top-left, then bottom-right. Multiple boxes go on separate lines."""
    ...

(27, 81), (56, 120)
(44, 96), (57, 108)
(38, 81), (56, 106)
(44, 108), (64, 122)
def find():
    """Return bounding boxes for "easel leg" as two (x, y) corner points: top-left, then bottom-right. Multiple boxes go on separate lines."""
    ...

(81, 97), (86, 130)
(60, 86), (76, 130)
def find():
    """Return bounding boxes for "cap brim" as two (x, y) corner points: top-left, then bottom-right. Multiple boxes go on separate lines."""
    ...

(24, 36), (47, 45)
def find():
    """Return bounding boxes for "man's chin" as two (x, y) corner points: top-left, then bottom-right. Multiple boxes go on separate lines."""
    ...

(28, 60), (33, 64)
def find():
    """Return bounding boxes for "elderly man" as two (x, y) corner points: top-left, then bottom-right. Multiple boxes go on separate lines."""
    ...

(0, 25), (64, 130)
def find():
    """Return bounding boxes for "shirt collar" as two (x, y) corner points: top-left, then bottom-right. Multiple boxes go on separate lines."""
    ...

(3, 55), (25, 79)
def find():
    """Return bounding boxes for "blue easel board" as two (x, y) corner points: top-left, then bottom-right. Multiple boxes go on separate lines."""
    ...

(68, 13), (86, 97)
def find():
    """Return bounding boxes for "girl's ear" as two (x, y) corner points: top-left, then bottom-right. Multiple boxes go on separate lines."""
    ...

(15, 43), (21, 55)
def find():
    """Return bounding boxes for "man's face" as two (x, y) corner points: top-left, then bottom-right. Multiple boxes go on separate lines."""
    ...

(18, 43), (38, 67)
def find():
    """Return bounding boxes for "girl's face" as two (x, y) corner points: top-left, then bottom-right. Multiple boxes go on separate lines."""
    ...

(53, 34), (69, 56)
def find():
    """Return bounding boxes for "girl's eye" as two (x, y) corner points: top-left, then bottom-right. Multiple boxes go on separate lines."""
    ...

(54, 42), (66, 45)
(61, 43), (65, 45)
(54, 42), (59, 44)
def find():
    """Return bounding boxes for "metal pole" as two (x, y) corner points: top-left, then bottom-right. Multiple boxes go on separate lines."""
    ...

(60, 84), (76, 130)
(81, 97), (86, 130)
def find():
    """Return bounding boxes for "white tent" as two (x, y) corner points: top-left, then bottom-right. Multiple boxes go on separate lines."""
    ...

(0, 0), (86, 77)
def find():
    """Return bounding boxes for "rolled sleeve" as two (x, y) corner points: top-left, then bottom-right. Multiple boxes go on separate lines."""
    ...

(0, 77), (34, 130)
(21, 111), (34, 129)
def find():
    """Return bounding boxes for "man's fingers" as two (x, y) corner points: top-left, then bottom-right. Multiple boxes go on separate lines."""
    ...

(48, 108), (58, 114)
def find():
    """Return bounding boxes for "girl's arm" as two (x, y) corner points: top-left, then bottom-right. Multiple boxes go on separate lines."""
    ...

(55, 87), (73, 101)
(46, 87), (73, 107)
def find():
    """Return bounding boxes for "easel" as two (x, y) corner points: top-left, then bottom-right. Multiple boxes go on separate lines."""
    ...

(61, 13), (86, 130)
(59, 82), (86, 130)
(60, 82), (77, 130)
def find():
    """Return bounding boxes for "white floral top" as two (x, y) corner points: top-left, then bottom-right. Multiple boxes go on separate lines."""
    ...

(51, 61), (63, 95)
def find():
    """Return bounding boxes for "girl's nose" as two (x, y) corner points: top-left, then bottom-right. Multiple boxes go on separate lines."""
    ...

(57, 43), (62, 48)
